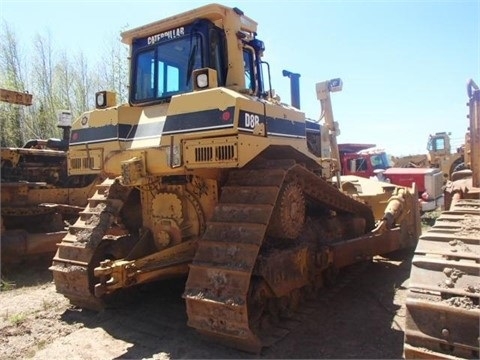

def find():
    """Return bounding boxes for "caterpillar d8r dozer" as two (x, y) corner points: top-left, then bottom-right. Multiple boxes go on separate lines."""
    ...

(50, 3), (421, 353)
(404, 79), (480, 359)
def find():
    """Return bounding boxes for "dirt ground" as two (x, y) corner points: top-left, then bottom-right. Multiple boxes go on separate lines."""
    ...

(0, 250), (413, 360)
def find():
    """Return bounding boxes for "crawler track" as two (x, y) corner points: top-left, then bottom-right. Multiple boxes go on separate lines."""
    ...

(50, 178), (131, 310)
(404, 199), (480, 359)
(184, 162), (375, 353)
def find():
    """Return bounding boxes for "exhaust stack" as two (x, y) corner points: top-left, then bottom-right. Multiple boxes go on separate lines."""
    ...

(282, 70), (301, 109)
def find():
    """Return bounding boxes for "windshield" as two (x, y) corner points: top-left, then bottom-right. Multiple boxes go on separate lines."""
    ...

(370, 153), (391, 169)
(132, 35), (203, 103)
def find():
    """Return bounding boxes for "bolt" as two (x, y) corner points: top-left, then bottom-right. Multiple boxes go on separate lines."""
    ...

(443, 268), (453, 276)
(100, 259), (112, 268)
(441, 328), (450, 338)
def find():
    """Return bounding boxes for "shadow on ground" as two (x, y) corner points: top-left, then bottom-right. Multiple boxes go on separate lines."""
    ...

(1, 256), (53, 289)
(59, 251), (413, 359)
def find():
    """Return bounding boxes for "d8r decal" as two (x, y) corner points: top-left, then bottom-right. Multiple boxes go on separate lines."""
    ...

(239, 110), (265, 131)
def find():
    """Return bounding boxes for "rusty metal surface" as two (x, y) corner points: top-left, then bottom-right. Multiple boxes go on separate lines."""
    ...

(404, 199), (480, 359)
(184, 162), (406, 353)
(184, 165), (284, 353)
(0, 88), (33, 106)
(1, 141), (100, 263)
(1, 230), (66, 264)
(47, 160), (420, 354)
(50, 178), (131, 310)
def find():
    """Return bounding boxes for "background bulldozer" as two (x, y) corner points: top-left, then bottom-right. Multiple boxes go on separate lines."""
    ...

(403, 79), (480, 359)
(1, 88), (98, 265)
(391, 131), (465, 182)
(50, 4), (421, 353)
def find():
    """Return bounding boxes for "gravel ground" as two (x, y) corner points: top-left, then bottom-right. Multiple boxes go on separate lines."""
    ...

(0, 252), (413, 359)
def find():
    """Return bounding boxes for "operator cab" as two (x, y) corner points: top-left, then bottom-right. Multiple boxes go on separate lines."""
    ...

(427, 132), (451, 155)
(126, 14), (266, 106)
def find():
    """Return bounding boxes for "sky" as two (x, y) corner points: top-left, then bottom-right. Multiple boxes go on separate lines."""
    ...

(1, 0), (479, 156)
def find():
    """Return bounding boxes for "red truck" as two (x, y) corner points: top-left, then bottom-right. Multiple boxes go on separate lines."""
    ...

(384, 167), (444, 212)
(339, 143), (391, 178)
(338, 143), (443, 212)
(305, 119), (443, 212)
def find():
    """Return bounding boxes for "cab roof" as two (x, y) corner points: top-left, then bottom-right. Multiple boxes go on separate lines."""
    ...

(121, 3), (258, 45)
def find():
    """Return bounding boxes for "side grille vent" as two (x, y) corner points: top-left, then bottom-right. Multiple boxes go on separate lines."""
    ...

(71, 158), (82, 169)
(195, 145), (235, 162)
(216, 145), (235, 161)
(70, 157), (94, 169)
(195, 147), (213, 162)
(184, 137), (238, 168)
(82, 157), (94, 169)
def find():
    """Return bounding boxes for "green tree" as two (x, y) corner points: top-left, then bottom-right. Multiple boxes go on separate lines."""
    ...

(30, 31), (60, 139)
(97, 29), (129, 104)
(0, 22), (28, 146)
(70, 51), (98, 117)
(1, 21), (131, 147)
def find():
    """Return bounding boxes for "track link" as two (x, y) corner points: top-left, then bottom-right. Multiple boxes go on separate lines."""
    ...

(50, 178), (131, 310)
(405, 199), (480, 359)
(184, 162), (375, 353)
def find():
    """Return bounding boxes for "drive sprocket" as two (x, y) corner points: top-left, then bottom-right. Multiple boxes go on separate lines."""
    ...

(267, 181), (305, 239)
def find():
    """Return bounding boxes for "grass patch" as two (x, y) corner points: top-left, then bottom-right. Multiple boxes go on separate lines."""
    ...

(9, 312), (26, 326)
(0, 278), (16, 291)
(37, 339), (47, 350)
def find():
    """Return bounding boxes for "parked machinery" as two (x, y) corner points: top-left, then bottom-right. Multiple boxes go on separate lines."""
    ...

(1, 92), (98, 264)
(384, 167), (444, 212)
(333, 144), (445, 212)
(50, 4), (421, 353)
(404, 79), (480, 359)
(338, 143), (391, 178)
(391, 131), (465, 181)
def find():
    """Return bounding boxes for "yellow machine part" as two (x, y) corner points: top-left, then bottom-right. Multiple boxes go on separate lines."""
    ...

(403, 79), (480, 359)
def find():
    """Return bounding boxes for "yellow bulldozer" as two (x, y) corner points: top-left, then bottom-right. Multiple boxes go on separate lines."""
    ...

(50, 4), (421, 353)
(0, 88), (99, 265)
(391, 131), (465, 181)
(403, 79), (480, 359)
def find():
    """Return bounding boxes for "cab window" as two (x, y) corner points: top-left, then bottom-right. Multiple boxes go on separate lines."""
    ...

(243, 49), (255, 92)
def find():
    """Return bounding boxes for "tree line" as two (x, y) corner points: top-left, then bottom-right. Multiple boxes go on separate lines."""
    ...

(0, 22), (129, 147)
